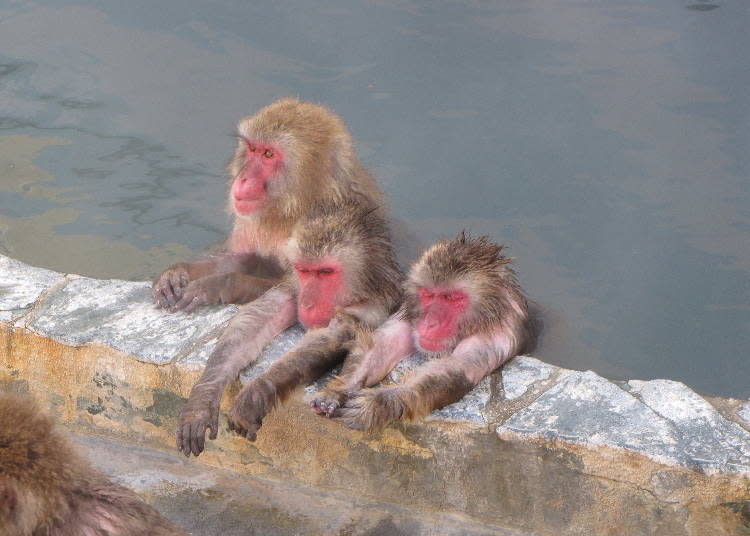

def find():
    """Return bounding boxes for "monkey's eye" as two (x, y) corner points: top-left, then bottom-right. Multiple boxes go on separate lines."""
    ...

(297, 268), (310, 274)
(247, 144), (256, 152)
(442, 293), (461, 302)
(418, 289), (434, 300)
(263, 149), (274, 158)
(318, 268), (335, 276)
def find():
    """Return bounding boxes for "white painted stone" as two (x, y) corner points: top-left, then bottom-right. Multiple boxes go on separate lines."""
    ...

(502, 356), (557, 400)
(25, 277), (237, 364)
(0, 255), (66, 322)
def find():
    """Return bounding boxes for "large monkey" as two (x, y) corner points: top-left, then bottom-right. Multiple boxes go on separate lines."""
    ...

(176, 197), (403, 456)
(153, 98), (384, 312)
(311, 233), (531, 433)
(0, 394), (185, 536)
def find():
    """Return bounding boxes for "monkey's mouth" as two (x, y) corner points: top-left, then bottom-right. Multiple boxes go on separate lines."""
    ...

(417, 335), (447, 352)
(234, 195), (266, 214)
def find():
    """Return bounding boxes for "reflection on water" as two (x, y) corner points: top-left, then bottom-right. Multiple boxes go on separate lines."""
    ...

(0, 1), (747, 397)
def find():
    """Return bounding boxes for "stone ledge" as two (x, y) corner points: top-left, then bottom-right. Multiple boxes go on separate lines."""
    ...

(2, 254), (749, 535)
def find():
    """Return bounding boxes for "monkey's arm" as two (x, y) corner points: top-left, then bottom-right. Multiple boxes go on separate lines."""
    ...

(176, 286), (296, 457)
(171, 272), (282, 312)
(153, 251), (285, 310)
(310, 314), (414, 417)
(335, 329), (517, 433)
(226, 312), (361, 441)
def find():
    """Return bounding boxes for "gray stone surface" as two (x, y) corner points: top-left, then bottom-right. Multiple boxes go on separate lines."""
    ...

(23, 277), (237, 364)
(501, 356), (558, 400)
(628, 379), (750, 472)
(0, 255), (66, 322)
(498, 370), (750, 473)
(739, 401), (750, 427)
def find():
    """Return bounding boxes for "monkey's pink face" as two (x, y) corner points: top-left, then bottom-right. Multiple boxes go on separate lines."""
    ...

(294, 259), (346, 329)
(231, 141), (285, 214)
(415, 287), (469, 352)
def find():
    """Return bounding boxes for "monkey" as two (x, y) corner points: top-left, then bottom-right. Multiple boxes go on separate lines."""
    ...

(0, 393), (186, 536)
(152, 98), (385, 313)
(176, 196), (403, 456)
(310, 232), (531, 433)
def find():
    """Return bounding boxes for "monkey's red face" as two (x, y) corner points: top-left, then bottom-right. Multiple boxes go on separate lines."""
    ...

(415, 287), (469, 352)
(295, 260), (346, 329)
(231, 141), (284, 214)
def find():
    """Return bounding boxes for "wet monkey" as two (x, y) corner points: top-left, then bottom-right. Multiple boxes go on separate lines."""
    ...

(176, 198), (402, 456)
(153, 98), (385, 312)
(311, 233), (531, 433)
(0, 394), (185, 536)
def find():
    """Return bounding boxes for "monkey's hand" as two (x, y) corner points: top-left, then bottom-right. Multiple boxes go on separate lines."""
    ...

(310, 377), (353, 417)
(333, 387), (408, 433)
(153, 263), (191, 310)
(227, 379), (275, 442)
(176, 388), (220, 457)
(310, 390), (347, 418)
(171, 273), (240, 313)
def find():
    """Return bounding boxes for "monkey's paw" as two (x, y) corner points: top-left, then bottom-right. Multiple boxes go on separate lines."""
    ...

(227, 381), (274, 442)
(310, 389), (350, 418)
(153, 263), (190, 310)
(176, 393), (219, 458)
(333, 387), (407, 433)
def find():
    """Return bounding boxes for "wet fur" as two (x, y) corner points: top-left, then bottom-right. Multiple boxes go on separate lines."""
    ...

(0, 394), (184, 536)
(319, 233), (531, 433)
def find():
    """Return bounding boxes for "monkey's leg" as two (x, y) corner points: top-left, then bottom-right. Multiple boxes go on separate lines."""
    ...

(176, 287), (296, 457)
(311, 316), (414, 417)
(336, 334), (507, 433)
(227, 316), (357, 441)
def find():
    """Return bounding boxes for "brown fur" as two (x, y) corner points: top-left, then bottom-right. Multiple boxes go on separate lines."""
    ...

(0, 394), (185, 536)
(227, 199), (403, 440)
(321, 233), (532, 433)
(404, 231), (530, 351)
(178, 198), (404, 455)
(154, 98), (385, 312)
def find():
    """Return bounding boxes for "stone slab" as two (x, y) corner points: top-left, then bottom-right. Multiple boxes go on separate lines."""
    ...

(628, 379), (750, 473)
(498, 370), (750, 474)
(0, 255), (66, 322)
(23, 277), (237, 364)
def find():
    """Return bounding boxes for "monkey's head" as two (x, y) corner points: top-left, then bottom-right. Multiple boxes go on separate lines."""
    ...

(284, 198), (401, 330)
(405, 232), (520, 353)
(228, 98), (356, 219)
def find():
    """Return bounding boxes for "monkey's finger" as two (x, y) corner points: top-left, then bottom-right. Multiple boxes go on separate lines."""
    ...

(163, 279), (178, 308)
(209, 415), (218, 440)
(179, 424), (192, 456)
(190, 424), (206, 457)
(194, 427), (205, 456)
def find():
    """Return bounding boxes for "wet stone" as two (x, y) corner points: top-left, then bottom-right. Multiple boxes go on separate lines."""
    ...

(628, 379), (750, 473)
(501, 356), (558, 400)
(24, 277), (237, 364)
(738, 402), (750, 428)
(498, 371), (750, 474)
(0, 255), (66, 322)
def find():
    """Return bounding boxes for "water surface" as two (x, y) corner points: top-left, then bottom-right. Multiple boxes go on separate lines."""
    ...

(0, 1), (748, 397)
